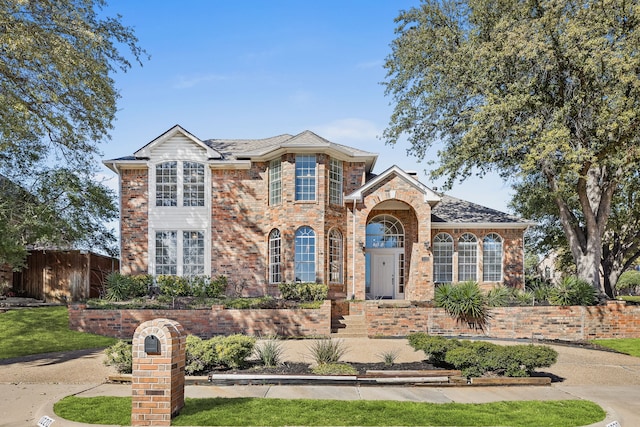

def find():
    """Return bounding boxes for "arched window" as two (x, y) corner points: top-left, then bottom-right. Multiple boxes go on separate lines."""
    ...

(328, 229), (343, 284)
(268, 229), (282, 284)
(483, 233), (503, 282)
(458, 233), (478, 282)
(365, 215), (404, 248)
(433, 233), (453, 283)
(295, 226), (316, 282)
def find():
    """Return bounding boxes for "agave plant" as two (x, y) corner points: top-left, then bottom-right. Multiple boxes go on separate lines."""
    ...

(435, 281), (490, 330)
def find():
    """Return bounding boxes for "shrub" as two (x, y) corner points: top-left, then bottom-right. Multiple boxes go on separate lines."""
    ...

(377, 349), (399, 366)
(503, 345), (558, 376)
(185, 335), (216, 375)
(549, 276), (597, 306)
(279, 282), (328, 301)
(616, 270), (640, 295)
(212, 334), (256, 369)
(254, 336), (285, 368)
(527, 280), (553, 304)
(308, 338), (348, 365)
(311, 362), (357, 375)
(103, 272), (148, 301)
(486, 286), (511, 307)
(103, 340), (132, 374)
(444, 343), (486, 377)
(435, 281), (490, 329)
(407, 333), (459, 365)
(513, 289), (535, 306)
(157, 275), (190, 297)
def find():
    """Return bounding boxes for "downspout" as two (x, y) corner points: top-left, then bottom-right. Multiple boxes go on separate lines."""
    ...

(352, 198), (357, 299)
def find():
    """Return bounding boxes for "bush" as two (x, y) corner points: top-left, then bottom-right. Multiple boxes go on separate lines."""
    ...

(311, 362), (357, 375)
(278, 282), (328, 301)
(308, 338), (348, 365)
(407, 333), (459, 365)
(435, 281), (490, 329)
(616, 270), (640, 295)
(254, 337), (285, 368)
(486, 286), (511, 307)
(212, 334), (256, 369)
(157, 275), (191, 297)
(103, 272), (148, 301)
(185, 335), (216, 375)
(103, 340), (132, 374)
(549, 276), (597, 306)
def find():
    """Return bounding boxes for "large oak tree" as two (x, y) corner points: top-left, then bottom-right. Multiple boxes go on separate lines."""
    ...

(383, 0), (640, 296)
(0, 0), (146, 266)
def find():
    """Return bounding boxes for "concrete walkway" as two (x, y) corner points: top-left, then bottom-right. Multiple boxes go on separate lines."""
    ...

(1, 338), (639, 426)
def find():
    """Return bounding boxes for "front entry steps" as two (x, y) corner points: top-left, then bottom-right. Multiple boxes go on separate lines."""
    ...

(331, 314), (367, 338)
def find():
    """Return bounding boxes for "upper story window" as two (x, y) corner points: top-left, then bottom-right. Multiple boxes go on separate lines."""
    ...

(458, 233), (478, 282)
(329, 158), (343, 205)
(156, 162), (177, 206)
(269, 159), (282, 206)
(433, 233), (453, 283)
(183, 162), (205, 207)
(483, 233), (503, 282)
(295, 154), (316, 201)
(155, 161), (206, 207)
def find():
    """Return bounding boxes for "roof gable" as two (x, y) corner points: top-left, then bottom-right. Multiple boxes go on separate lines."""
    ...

(134, 125), (222, 159)
(345, 165), (441, 204)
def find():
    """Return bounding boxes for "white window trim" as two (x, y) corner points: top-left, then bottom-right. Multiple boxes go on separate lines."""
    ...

(151, 228), (210, 276)
(150, 160), (210, 209)
(295, 154), (317, 202)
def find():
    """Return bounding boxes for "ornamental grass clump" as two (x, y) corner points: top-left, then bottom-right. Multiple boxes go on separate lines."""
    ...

(254, 336), (285, 368)
(549, 276), (598, 306)
(308, 338), (348, 365)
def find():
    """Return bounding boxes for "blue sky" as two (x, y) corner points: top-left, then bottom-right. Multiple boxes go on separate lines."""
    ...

(101, 0), (513, 212)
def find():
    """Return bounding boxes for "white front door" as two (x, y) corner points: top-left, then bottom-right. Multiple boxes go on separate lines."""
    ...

(371, 253), (395, 299)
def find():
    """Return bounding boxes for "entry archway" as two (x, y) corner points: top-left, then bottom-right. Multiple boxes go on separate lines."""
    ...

(365, 214), (405, 299)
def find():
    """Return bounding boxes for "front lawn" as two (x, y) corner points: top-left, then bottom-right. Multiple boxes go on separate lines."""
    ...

(591, 338), (640, 358)
(0, 306), (117, 359)
(54, 396), (605, 427)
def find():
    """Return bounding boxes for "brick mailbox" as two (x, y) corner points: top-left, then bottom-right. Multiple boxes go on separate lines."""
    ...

(131, 318), (186, 426)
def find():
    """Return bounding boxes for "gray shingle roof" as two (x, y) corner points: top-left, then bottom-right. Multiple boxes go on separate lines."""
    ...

(431, 194), (527, 224)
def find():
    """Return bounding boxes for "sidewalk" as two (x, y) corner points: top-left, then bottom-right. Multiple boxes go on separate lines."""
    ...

(1, 338), (639, 426)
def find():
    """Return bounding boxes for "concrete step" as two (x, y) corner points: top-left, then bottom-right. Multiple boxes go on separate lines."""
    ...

(331, 314), (367, 337)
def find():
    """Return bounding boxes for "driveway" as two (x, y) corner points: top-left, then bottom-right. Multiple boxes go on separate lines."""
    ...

(1, 339), (639, 426)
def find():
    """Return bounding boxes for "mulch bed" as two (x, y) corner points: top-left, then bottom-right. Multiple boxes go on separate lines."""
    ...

(210, 360), (437, 376)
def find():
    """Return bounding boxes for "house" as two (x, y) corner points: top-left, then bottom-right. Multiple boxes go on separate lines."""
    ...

(105, 125), (530, 301)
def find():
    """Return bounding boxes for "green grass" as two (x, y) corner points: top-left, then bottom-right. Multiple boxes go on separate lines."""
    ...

(0, 306), (117, 359)
(591, 338), (640, 358)
(54, 396), (605, 427)
(617, 295), (640, 303)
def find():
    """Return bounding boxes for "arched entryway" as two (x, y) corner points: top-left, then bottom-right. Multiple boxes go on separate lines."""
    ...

(365, 214), (405, 299)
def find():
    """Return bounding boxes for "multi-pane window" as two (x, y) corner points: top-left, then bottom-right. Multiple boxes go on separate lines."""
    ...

(183, 162), (205, 207)
(295, 226), (316, 282)
(183, 231), (205, 275)
(365, 215), (404, 248)
(156, 162), (177, 206)
(329, 158), (343, 205)
(155, 231), (177, 275)
(458, 233), (478, 281)
(269, 159), (282, 206)
(269, 229), (282, 284)
(328, 229), (343, 283)
(433, 233), (453, 283)
(295, 155), (316, 201)
(483, 233), (503, 282)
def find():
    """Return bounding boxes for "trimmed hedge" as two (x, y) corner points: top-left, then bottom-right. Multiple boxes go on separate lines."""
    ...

(278, 282), (328, 301)
(407, 332), (557, 377)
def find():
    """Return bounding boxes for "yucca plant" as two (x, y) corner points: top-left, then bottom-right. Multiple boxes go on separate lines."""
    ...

(549, 276), (598, 306)
(435, 281), (490, 330)
(254, 336), (285, 368)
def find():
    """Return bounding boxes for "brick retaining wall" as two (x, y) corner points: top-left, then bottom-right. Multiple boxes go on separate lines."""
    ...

(365, 300), (640, 340)
(69, 300), (640, 341)
(68, 300), (332, 339)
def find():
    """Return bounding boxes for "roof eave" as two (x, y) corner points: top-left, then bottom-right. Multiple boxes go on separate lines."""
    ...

(431, 221), (534, 230)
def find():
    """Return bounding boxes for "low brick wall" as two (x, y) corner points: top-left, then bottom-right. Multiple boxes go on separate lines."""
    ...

(68, 300), (332, 339)
(365, 300), (640, 340)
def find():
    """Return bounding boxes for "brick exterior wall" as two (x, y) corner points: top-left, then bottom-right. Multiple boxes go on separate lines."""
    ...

(120, 168), (149, 275)
(365, 300), (640, 340)
(116, 147), (525, 301)
(68, 300), (332, 339)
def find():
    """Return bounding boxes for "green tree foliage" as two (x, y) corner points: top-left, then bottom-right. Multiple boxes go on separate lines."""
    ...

(383, 0), (640, 297)
(0, 0), (146, 266)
